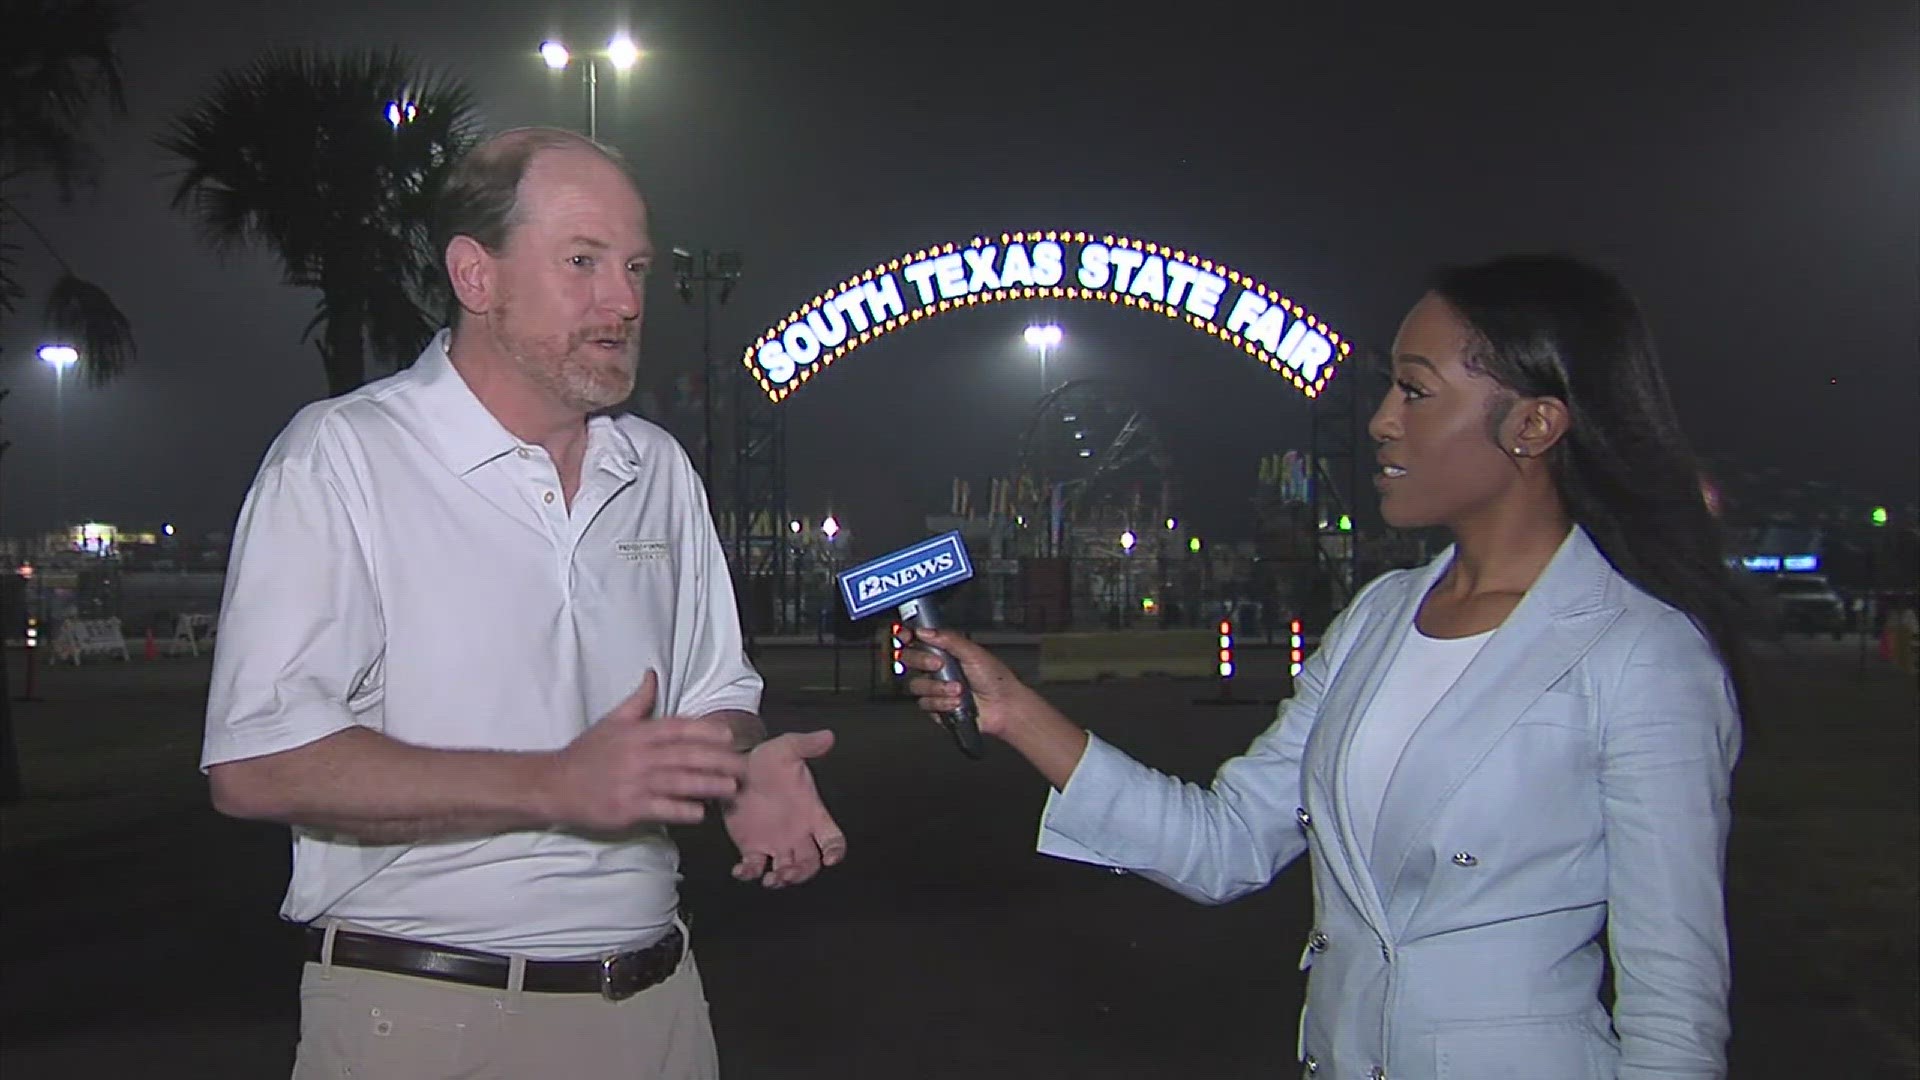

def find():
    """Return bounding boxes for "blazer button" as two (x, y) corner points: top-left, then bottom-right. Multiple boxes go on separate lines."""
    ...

(1296, 807), (1312, 829)
(1451, 851), (1478, 867)
(1308, 930), (1329, 952)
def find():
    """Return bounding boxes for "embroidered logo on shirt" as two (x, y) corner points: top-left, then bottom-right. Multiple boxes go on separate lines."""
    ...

(617, 539), (671, 562)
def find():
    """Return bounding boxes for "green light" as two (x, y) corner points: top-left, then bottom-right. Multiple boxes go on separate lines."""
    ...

(1189, 537), (1202, 553)
(1871, 506), (1888, 526)
(1338, 514), (1352, 532)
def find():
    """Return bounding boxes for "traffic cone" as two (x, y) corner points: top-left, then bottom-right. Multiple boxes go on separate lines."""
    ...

(144, 628), (158, 661)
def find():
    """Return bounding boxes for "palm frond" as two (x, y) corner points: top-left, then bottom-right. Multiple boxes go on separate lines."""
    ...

(0, 233), (25, 320)
(158, 46), (485, 388)
(0, 0), (135, 199)
(43, 271), (135, 387)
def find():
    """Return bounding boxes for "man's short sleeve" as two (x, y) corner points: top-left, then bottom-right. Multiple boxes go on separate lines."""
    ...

(201, 450), (384, 771)
(667, 449), (763, 719)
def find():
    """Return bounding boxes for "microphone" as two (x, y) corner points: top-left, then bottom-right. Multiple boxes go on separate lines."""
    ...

(835, 531), (984, 759)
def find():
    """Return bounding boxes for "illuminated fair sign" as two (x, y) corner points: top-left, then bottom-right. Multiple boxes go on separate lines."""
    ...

(742, 230), (1353, 403)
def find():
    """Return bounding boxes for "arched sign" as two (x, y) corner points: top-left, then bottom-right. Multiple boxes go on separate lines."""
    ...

(741, 230), (1354, 403)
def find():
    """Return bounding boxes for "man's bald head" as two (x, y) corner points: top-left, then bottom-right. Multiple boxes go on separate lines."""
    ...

(430, 127), (640, 322)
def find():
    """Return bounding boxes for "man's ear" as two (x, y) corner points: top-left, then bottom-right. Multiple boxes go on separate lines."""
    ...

(445, 236), (495, 317)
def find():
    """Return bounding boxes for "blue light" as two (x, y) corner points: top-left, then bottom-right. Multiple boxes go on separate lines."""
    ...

(1782, 554), (1820, 572)
(1742, 555), (1782, 572)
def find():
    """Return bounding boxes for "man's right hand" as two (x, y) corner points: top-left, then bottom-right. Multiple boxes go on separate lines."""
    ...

(542, 671), (748, 830)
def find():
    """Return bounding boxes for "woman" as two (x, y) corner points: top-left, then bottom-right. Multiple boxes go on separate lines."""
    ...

(903, 254), (1747, 1079)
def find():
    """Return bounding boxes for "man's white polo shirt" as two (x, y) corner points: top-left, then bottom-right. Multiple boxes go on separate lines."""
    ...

(201, 330), (762, 958)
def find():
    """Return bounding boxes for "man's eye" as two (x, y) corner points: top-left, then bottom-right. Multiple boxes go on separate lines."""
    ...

(569, 254), (594, 269)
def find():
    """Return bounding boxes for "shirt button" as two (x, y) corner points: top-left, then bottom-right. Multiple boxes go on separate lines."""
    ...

(1452, 851), (1478, 867)
(1308, 930), (1328, 952)
(543, 491), (555, 504)
(1369, 1068), (1387, 1080)
(1304, 1056), (1318, 1074)
(516, 447), (530, 459)
(1296, 807), (1312, 829)
(1379, 942), (1391, 961)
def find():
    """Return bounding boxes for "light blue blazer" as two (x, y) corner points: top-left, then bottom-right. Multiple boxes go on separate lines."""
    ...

(1038, 526), (1739, 1079)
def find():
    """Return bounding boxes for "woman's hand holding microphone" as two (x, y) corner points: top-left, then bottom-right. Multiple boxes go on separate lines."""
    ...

(898, 628), (1091, 790)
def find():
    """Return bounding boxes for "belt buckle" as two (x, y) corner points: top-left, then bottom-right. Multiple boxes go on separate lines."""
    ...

(599, 951), (640, 1002)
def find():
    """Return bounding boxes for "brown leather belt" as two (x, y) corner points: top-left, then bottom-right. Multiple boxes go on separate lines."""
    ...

(306, 924), (685, 1001)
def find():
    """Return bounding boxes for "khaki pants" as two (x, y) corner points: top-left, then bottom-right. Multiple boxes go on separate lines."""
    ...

(291, 923), (718, 1080)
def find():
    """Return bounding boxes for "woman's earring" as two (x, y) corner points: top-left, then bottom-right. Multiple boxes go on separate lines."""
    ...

(1512, 446), (1527, 456)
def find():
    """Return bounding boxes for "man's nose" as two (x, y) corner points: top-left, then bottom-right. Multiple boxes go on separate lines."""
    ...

(604, 272), (641, 319)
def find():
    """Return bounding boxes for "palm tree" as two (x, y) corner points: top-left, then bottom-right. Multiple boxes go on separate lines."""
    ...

(157, 49), (483, 394)
(0, 0), (141, 386)
(1, 0), (139, 804)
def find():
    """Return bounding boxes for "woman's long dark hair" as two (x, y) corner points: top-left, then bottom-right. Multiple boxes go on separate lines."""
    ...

(1430, 254), (1754, 716)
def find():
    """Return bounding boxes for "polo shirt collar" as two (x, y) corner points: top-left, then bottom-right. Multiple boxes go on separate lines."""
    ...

(405, 329), (642, 481)
(406, 330), (521, 476)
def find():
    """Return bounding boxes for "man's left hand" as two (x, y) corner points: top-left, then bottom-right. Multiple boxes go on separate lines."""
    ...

(722, 730), (846, 888)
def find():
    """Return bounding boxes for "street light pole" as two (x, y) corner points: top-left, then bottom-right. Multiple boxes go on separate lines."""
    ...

(1023, 323), (1062, 398)
(540, 36), (640, 141)
(37, 345), (77, 528)
(585, 58), (597, 140)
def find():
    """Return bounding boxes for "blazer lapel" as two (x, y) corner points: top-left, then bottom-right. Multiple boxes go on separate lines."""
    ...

(1368, 528), (1622, 934)
(1305, 550), (1452, 935)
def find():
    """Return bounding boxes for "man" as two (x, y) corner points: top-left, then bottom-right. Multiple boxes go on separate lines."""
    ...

(201, 126), (846, 1079)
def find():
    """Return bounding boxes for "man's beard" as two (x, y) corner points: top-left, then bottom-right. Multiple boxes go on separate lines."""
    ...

(488, 305), (638, 413)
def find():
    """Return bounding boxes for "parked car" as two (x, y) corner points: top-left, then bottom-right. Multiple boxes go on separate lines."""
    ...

(1768, 573), (1848, 636)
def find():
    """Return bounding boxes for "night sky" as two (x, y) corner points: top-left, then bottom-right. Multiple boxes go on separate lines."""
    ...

(3, 0), (1915, 555)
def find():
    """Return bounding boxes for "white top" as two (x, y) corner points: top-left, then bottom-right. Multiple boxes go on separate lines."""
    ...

(201, 330), (762, 958)
(1343, 623), (1491, 858)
